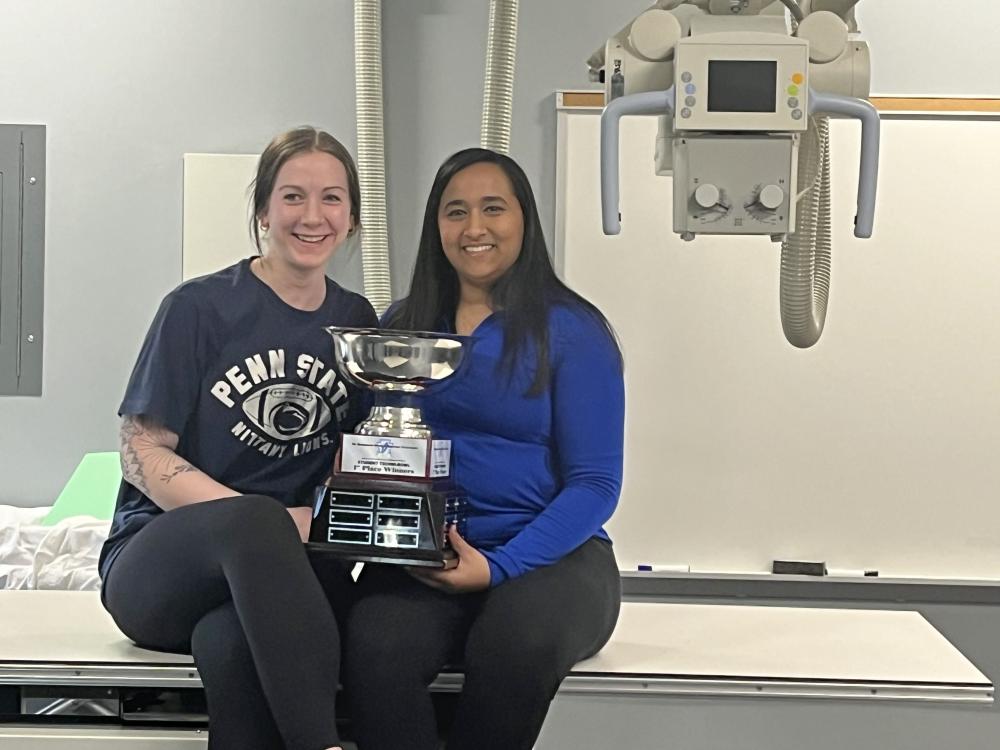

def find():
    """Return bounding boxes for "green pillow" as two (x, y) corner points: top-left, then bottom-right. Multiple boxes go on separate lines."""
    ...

(41, 452), (121, 525)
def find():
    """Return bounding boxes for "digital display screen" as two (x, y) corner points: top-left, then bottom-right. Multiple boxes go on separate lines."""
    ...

(707, 60), (777, 113)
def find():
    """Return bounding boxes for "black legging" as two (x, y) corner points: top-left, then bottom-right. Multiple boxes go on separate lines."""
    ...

(101, 495), (352, 750)
(343, 537), (621, 750)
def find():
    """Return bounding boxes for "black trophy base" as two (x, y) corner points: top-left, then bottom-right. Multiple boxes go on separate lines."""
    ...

(307, 475), (466, 568)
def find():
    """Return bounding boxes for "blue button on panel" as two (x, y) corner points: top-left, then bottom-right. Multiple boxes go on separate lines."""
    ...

(685, 83), (696, 95)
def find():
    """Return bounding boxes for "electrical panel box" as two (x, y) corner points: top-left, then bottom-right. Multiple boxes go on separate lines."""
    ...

(0, 125), (45, 396)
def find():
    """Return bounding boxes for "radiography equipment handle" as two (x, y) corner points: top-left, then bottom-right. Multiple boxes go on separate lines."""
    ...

(601, 87), (676, 235)
(809, 88), (880, 238)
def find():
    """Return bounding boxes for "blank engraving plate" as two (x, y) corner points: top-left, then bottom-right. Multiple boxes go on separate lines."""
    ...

(375, 494), (421, 548)
(327, 491), (376, 544)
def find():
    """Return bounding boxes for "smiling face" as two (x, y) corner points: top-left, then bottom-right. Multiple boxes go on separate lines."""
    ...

(258, 150), (354, 274)
(438, 161), (525, 297)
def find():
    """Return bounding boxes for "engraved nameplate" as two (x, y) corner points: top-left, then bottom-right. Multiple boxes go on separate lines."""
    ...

(340, 435), (451, 479)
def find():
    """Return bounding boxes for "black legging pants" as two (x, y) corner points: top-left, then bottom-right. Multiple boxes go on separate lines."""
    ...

(343, 537), (621, 750)
(102, 495), (352, 750)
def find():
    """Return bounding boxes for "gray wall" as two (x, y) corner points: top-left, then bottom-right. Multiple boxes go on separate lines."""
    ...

(2, 0), (999, 506)
(380, 0), (648, 294)
(0, 0), (361, 505)
(0, 0), (649, 505)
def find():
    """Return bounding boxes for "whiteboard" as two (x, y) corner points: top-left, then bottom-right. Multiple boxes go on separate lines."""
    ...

(555, 109), (1000, 580)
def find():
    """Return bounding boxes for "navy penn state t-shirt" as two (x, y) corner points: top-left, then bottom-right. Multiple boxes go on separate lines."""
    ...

(99, 258), (378, 580)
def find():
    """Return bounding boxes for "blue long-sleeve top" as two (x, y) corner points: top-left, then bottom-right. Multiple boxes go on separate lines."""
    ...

(408, 303), (625, 586)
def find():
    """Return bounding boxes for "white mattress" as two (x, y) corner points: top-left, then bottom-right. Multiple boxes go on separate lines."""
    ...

(0, 505), (108, 591)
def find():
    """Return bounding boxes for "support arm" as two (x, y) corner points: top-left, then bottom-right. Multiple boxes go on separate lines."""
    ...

(809, 89), (880, 238)
(600, 87), (676, 235)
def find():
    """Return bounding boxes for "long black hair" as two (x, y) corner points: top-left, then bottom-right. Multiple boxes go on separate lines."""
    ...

(385, 147), (621, 396)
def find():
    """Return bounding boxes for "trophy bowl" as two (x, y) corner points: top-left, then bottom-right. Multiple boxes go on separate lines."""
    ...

(325, 326), (471, 439)
(325, 326), (468, 391)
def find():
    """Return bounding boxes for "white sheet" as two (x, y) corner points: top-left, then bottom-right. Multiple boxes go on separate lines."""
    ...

(0, 505), (109, 591)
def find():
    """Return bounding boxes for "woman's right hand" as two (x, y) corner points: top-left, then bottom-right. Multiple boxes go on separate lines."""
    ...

(287, 506), (314, 543)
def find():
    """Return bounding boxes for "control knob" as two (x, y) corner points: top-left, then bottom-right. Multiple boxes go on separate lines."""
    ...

(694, 183), (721, 209)
(755, 184), (784, 210)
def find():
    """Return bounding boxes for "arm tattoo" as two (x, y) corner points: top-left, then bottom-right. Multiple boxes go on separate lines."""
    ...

(119, 416), (151, 496)
(161, 463), (197, 484)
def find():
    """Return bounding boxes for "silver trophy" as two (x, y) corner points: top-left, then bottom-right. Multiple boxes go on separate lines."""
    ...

(307, 327), (471, 567)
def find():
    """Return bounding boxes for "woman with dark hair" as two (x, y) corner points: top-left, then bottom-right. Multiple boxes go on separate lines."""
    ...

(344, 148), (624, 750)
(99, 126), (377, 750)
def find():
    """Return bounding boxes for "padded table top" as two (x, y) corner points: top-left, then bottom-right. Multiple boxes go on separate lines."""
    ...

(0, 591), (992, 702)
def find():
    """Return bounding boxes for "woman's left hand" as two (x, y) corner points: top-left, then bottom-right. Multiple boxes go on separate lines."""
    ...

(408, 525), (491, 593)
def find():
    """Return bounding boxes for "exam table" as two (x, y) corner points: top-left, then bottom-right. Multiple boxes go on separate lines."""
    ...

(0, 590), (993, 748)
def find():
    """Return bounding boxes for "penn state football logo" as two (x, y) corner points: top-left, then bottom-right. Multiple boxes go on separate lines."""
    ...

(242, 384), (332, 442)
